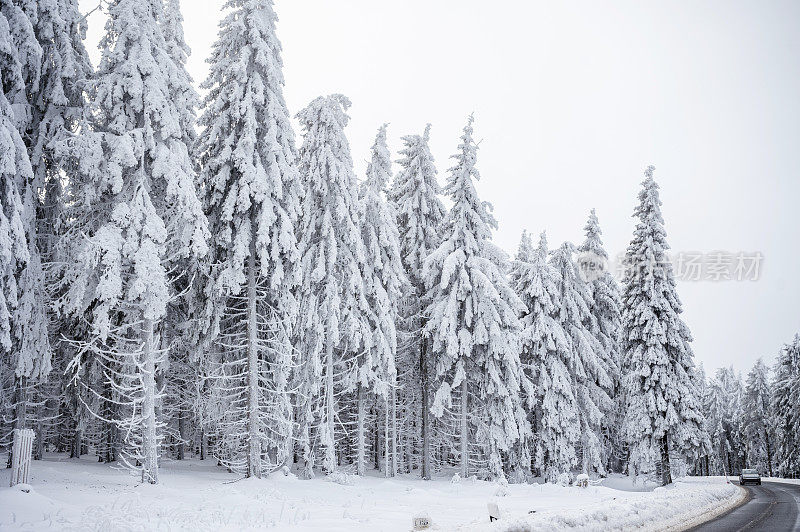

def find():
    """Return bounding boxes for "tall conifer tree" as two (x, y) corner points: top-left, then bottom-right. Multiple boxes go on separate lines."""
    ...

(424, 116), (526, 479)
(196, 0), (301, 478)
(388, 125), (445, 479)
(296, 94), (370, 477)
(356, 124), (406, 476)
(621, 166), (706, 486)
(57, 0), (208, 484)
(578, 210), (623, 472)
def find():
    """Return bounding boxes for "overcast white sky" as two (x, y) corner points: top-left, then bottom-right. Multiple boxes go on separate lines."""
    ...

(79, 0), (800, 376)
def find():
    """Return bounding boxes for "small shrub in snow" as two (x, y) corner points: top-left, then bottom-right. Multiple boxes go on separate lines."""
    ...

(495, 477), (511, 497)
(508, 469), (528, 484)
(325, 470), (355, 486)
(451, 473), (461, 484)
(556, 472), (572, 486)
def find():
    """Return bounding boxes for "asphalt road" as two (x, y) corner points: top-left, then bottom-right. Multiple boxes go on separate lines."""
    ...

(690, 481), (800, 531)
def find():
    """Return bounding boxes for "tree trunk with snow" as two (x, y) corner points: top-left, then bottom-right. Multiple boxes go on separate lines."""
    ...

(420, 337), (431, 480)
(70, 420), (82, 460)
(177, 410), (186, 460)
(34, 402), (45, 460)
(357, 385), (366, 475)
(325, 341), (336, 473)
(246, 235), (261, 479)
(460, 378), (469, 478)
(142, 318), (159, 485)
(660, 434), (672, 486)
(384, 396), (390, 477)
(390, 388), (397, 477)
(765, 430), (773, 477)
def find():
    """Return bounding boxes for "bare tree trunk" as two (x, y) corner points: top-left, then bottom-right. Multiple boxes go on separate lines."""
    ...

(384, 396), (390, 477)
(141, 318), (159, 484)
(460, 377), (468, 478)
(660, 433), (671, 486)
(324, 341), (336, 473)
(765, 429), (774, 478)
(374, 411), (380, 470)
(406, 420), (413, 474)
(34, 395), (45, 461)
(726, 448), (733, 478)
(177, 409), (186, 460)
(390, 387), (397, 477)
(70, 427), (81, 459)
(70, 397), (84, 461)
(420, 336), (431, 480)
(246, 239), (261, 478)
(357, 384), (366, 475)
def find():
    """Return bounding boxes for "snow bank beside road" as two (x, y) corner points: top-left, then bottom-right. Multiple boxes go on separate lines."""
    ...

(475, 477), (743, 532)
(0, 456), (743, 531)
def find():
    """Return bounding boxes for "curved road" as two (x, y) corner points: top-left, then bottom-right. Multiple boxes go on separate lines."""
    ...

(690, 481), (800, 531)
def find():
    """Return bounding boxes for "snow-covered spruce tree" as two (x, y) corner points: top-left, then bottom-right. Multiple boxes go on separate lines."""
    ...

(56, 0), (208, 484)
(741, 358), (775, 477)
(354, 124), (406, 476)
(388, 124), (446, 479)
(773, 335), (800, 477)
(577, 209), (623, 472)
(24, 0), (93, 458)
(549, 241), (611, 477)
(621, 166), (706, 486)
(424, 115), (527, 479)
(196, 0), (301, 478)
(506, 230), (537, 477)
(718, 367), (746, 473)
(511, 231), (579, 481)
(693, 363), (712, 475)
(296, 94), (370, 477)
(0, 2), (54, 454)
(702, 371), (729, 476)
(532, 233), (581, 482)
(705, 367), (746, 475)
(0, 3), (32, 425)
(511, 230), (534, 272)
(161, 0), (196, 145)
(153, 0), (203, 462)
(689, 364), (713, 475)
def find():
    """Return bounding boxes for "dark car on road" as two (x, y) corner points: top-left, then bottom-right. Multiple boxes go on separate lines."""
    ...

(739, 468), (762, 485)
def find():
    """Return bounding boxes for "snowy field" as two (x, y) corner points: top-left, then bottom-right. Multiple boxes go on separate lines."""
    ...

(0, 455), (740, 531)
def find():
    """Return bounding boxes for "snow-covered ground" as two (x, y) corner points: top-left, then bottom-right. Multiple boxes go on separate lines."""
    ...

(0, 455), (740, 531)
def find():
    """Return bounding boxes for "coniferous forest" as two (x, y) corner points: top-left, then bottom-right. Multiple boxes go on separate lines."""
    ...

(1, 0), (799, 498)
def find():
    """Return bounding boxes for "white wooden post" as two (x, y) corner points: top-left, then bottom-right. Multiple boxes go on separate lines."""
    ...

(488, 502), (501, 522)
(10, 428), (35, 487)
